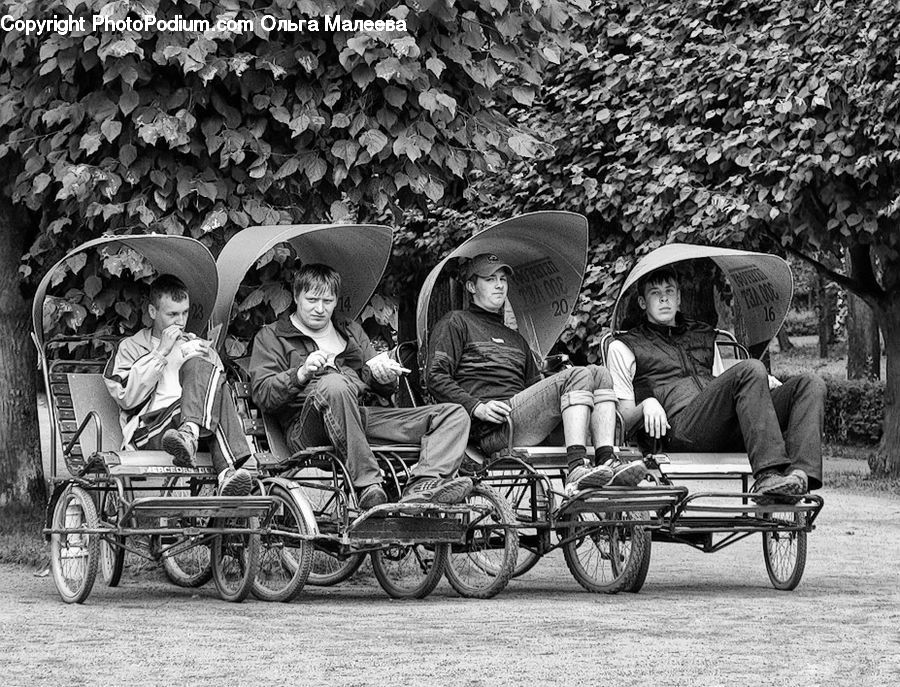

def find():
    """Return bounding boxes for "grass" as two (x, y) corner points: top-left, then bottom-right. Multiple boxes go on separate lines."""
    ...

(0, 504), (48, 568)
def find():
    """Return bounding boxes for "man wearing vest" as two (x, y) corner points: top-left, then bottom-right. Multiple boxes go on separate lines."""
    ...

(606, 265), (825, 503)
(427, 253), (647, 496)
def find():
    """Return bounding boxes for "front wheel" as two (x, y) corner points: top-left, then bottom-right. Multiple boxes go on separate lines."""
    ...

(371, 543), (448, 599)
(444, 484), (519, 599)
(562, 510), (649, 594)
(211, 515), (260, 602)
(50, 485), (100, 604)
(763, 510), (808, 591)
(99, 489), (125, 587)
(253, 486), (314, 602)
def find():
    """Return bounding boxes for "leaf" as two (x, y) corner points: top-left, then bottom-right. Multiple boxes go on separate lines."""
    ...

(425, 56), (445, 77)
(303, 156), (327, 184)
(119, 90), (139, 116)
(32, 173), (52, 194)
(512, 87), (535, 106)
(274, 157), (300, 180)
(359, 129), (389, 156)
(84, 275), (102, 299)
(101, 120), (122, 142)
(79, 132), (103, 155)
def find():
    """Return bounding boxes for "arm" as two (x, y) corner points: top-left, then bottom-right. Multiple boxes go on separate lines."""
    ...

(249, 326), (308, 412)
(426, 314), (483, 415)
(103, 337), (167, 411)
(607, 339), (670, 439)
(353, 323), (398, 396)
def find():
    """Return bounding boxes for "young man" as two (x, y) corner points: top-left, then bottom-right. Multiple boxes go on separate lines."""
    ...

(606, 265), (825, 503)
(249, 264), (473, 510)
(104, 274), (253, 496)
(426, 253), (646, 495)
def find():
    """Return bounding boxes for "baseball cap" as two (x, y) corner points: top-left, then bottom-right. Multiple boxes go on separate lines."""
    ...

(463, 253), (514, 281)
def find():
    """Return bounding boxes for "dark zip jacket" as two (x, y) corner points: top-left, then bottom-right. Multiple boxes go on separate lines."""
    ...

(249, 314), (395, 429)
(616, 314), (716, 420)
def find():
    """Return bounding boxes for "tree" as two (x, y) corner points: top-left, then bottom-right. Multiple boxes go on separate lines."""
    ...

(477, 0), (900, 475)
(0, 0), (589, 506)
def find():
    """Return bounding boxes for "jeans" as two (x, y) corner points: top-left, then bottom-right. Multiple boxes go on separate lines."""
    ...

(480, 365), (617, 452)
(667, 359), (825, 489)
(131, 357), (251, 473)
(286, 373), (470, 488)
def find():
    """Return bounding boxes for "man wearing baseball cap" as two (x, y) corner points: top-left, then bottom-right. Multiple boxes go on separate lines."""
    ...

(427, 253), (646, 494)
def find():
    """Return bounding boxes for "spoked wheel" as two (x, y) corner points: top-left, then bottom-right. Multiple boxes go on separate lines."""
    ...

(370, 542), (448, 599)
(444, 484), (519, 599)
(494, 472), (545, 578)
(295, 468), (364, 586)
(50, 485), (100, 604)
(561, 509), (649, 594)
(211, 515), (261, 602)
(763, 509), (808, 590)
(252, 486), (314, 602)
(159, 478), (214, 588)
(98, 489), (125, 587)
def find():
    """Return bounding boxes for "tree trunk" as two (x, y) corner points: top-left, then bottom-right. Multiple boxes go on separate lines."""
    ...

(816, 274), (830, 357)
(776, 328), (793, 352)
(846, 291), (881, 380)
(0, 198), (46, 507)
(869, 297), (900, 478)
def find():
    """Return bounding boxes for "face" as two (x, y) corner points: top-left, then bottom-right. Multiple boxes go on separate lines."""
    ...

(639, 278), (680, 326)
(467, 269), (509, 313)
(148, 294), (190, 337)
(294, 286), (337, 331)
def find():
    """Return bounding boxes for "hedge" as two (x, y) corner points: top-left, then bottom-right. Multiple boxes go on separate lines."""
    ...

(821, 375), (883, 446)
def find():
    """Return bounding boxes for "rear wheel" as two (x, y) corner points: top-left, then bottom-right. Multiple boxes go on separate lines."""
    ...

(211, 515), (260, 602)
(562, 510), (649, 594)
(494, 472), (545, 578)
(444, 484), (519, 599)
(50, 485), (100, 604)
(98, 489), (125, 587)
(252, 486), (314, 602)
(159, 478), (214, 588)
(763, 510), (807, 591)
(371, 543), (448, 599)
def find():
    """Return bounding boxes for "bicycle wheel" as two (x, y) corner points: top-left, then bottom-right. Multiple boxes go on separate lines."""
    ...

(444, 484), (519, 599)
(494, 472), (544, 578)
(211, 515), (261, 602)
(763, 510), (808, 591)
(253, 486), (314, 602)
(159, 478), (214, 588)
(50, 485), (100, 604)
(562, 509), (649, 594)
(371, 542), (448, 599)
(98, 489), (125, 587)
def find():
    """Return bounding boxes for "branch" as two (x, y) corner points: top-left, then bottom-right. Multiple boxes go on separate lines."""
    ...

(776, 237), (885, 305)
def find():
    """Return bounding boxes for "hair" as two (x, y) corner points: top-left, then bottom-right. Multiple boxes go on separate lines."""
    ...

(636, 265), (679, 298)
(292, 263), (342, 299)
(149, 274), (189, 307)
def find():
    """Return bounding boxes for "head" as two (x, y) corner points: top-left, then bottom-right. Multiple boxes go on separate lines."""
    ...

(463, 253), (513, 313)
(147, 274), (190, 337)
(292, 263), (342, 331)
(637, 266), (681, 326)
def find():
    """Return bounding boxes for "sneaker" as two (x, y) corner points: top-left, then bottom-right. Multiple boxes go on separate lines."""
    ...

(400, 476), (474, 504)
(358, 484), (388, 510)
(218, 467), (252, 497)
(162, 425), (198, 468)
(603, 458), (648, 487)
(750, 468), (804, 505)
(565, 463), (614, 496)
(789, 468), (809, 493)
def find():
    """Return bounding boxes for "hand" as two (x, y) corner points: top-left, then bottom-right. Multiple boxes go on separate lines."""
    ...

(180, 337), (211, 362)
(156, 324), (183, 357)
(641, 397), (670, 439)
(298, 350), (330, 384)
(366, 355), (400, 385)
(473, 400), (512, 424)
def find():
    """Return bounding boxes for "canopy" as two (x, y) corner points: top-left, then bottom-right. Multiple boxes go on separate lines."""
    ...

(32, 234), (218, 349)
(416, 211), (589, 359)
(612, 243), (794, 351)
(211, 223), (393, 349)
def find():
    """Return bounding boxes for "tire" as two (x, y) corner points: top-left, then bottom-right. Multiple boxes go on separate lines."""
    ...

(211, 515), (261, 603)
(562, 509), (649, 594)
(295, 468), (365, 586)
(252, 486), (314, 602)
(444, 484), (519, 599)
(624, 532), (652, 593)
(370, 543), (448, 600)
(495, 472), (545, 578)
(99, 490), (125, 588)
(763, 510), (808, 591)
(159, 478), (214, 588)
(50, 485), (100, 604)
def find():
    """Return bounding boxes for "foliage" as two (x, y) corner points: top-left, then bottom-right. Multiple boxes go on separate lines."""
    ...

(821, 375), (884, 445)
(1, 0), (590, 350)
(782, 309), (818, 337)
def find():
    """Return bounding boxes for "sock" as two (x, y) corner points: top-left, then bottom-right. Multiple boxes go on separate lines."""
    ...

(182, 421), (200, 438)
(566, 445), (588, 471)
(594, 445), (616, 466)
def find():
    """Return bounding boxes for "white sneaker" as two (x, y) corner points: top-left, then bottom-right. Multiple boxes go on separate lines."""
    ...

(565, 463), (614, 496)
(218, 467), (252, 496)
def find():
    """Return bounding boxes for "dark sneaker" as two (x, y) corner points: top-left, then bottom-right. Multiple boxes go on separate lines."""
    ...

(400, 476), (474, 504)
(358, 484), (388, 510)
(750, 469), (803, 505)
(789, 468), (809, 493)
(162, 425), (198, 468)
(218, 467), (252, 497)
(565, 463), (614, 496)
(604, 458), (648, 487)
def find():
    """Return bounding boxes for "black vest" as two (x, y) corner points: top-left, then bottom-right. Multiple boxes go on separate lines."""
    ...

(617, 315), (717, 420)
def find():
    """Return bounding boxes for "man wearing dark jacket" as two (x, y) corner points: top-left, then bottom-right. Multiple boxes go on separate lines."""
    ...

(250, 264), (472, 510)
(426, 253), (646, 495)
(607, 265), (824, 503)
